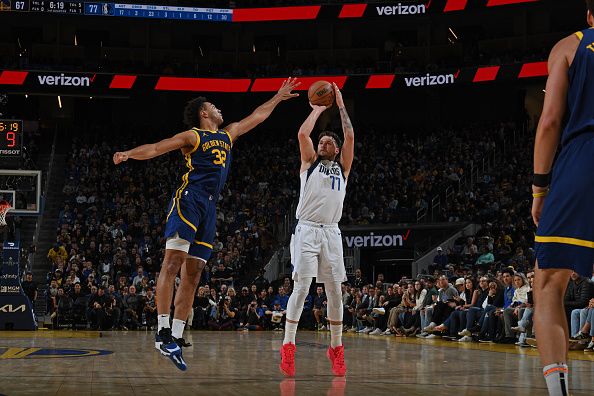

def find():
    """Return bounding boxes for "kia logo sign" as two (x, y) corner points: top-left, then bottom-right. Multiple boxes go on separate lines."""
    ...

(0, 304), (26, 313)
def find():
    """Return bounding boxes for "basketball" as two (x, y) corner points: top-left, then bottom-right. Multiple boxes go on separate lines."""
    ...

(308, 80), (335, 107)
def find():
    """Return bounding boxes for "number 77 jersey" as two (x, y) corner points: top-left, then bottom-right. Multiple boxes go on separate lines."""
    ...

(295, 158), (347, 224)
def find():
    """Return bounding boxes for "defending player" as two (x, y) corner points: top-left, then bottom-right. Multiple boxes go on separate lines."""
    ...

(279, 83), (354, 377)
(113, 78), (300, 370)
(532, 2), (594, 395)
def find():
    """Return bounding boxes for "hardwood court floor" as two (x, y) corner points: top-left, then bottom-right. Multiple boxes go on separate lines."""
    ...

(0, 330), (593, 395)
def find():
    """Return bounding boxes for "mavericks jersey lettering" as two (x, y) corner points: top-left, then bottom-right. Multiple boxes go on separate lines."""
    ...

(295, 158), (347, 224)
(562, 28), (594, 145)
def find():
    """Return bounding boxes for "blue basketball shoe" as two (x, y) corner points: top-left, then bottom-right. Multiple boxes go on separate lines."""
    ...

(157, 328), (187, 371)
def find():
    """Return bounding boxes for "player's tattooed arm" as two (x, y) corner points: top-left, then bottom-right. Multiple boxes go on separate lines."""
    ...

(225, 77), (300, 142)
(113, 130), (196, 164)
(333, 83), (354, 178)
(298, 104), (328, 169)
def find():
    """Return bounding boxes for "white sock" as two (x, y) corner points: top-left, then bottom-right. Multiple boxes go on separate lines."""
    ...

(330, 324), (343, 348)
(158, 314), (170, 332)
(172, 319), (186, 339)
(283, 321), (298, 345)
(543, 363), (569, 396)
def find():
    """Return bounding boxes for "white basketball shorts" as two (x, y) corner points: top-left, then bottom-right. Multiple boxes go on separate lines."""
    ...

(290, 220), (347, 283)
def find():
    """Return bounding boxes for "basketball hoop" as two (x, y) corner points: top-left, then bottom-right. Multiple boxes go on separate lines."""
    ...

(0, 200), (11, 227)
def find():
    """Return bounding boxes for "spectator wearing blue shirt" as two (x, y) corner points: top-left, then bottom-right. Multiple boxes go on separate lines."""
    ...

(312, 286), (328, 330)
(435, 247), (448, 268)
(502, 269), (516, 309)
(274, 286), (289, 310)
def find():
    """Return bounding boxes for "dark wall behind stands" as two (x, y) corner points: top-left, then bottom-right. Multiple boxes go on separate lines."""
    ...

(5, 81), (528, 138)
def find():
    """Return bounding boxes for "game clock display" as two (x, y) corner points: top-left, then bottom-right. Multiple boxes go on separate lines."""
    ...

(30, 0), (83, 14)
(0, 120), (23, 157)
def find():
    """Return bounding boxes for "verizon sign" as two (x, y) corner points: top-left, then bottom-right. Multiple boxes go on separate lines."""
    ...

(36, 73), (94, 87)
(404, 72), (458, 87)
(344, 230), (411, 248)
(375, 2), (427, 16)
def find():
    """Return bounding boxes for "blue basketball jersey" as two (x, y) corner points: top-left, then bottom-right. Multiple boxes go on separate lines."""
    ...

(163, 127), (233, 260)
(180, 127), (233, 198)
(562, 28), (594, 145)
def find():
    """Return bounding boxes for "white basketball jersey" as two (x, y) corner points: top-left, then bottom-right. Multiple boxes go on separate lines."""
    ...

(295, 158), (347, 224)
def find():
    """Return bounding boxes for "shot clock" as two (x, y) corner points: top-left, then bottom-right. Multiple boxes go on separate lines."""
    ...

(0, 120), (23, 157)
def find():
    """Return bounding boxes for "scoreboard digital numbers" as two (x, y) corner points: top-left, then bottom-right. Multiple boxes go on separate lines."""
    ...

(0, 0), (84, 13)
(0, 0), (232, 21)
(30, 0), (84, 14)
(85, 3), (232, 21)
(0, 120), (23, 157)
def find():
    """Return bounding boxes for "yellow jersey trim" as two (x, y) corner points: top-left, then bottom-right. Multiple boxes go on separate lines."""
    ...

(222, 128), (233, 145)
(535, 235), (594, 249)
(188, 129), (200, 155)
(194, 240), (214, 249)
(196, 128), (218, 133)
(166, 153), (198, 232)
(575, 31), (584, 41)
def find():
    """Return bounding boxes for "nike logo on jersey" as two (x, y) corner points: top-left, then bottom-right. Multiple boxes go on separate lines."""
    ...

(184, 191), (188, 196)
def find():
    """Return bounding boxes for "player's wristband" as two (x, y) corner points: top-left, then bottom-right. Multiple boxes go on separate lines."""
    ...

(532, 190), (549, 198)
(533, 173), (551, 188)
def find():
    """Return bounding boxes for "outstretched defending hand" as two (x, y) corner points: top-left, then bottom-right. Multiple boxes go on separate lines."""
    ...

(276, 77), (301, 101)
(113, 151), (129, 165)
(332, 82), (345, 108)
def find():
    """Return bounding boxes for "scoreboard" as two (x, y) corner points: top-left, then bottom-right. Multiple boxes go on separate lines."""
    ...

(3, 0), (84, 13)
(0, 120), (23, 157)
(0, 0), (232, 21)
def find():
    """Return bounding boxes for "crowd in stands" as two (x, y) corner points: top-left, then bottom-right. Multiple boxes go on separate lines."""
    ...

(43, 128), (295, 329)
(37, 121), (593, 354)
(341, 123), (512, 224)
(40, 121), (515, 327)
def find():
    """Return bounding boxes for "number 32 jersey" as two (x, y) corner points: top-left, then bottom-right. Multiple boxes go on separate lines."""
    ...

(295, 158), (347, 224)
(186, 127), (232, 198)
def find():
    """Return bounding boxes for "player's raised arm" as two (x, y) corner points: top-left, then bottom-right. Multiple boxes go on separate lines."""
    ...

(333, 83), (354, 177)
(531, 35), (574, 225)
(224, 77), (300, 142)
(298, 103), (328, 169)
(113, 130), (196, 165)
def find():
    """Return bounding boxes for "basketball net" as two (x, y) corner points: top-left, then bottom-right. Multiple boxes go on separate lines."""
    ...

(0, 201), (11, 227)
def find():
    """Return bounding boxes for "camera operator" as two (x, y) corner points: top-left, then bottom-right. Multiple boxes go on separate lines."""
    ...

(208, 296), (236, 331)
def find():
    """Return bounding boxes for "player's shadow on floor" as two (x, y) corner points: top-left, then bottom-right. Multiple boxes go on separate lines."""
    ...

(280, 377), (346, 396)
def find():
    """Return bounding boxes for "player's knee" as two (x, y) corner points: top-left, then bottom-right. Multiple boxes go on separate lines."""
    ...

(162, 256), (184, 278)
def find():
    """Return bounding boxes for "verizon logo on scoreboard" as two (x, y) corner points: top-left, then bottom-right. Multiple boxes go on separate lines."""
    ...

(374, 2), (428, 16)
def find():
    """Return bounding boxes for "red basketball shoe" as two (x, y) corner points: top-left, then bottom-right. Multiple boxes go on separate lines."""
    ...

(279, 343), (296, 377)
(326, 345), (347, 376)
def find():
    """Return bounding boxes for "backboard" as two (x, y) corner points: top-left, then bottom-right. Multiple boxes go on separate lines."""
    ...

(0, 170), (41, 215)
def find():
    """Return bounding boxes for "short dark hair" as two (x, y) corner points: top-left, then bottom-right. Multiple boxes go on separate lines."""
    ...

(183, 97), (208, 128)
(318, 131), (342, 149)
(502, 268), (515, 277)
(588, 0), (594, 13)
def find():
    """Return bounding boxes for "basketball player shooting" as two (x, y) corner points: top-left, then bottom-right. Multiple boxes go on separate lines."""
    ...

(113, 78), (300, 371)
(279, 83), (354, 377)
(532, 2), (594, 395)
